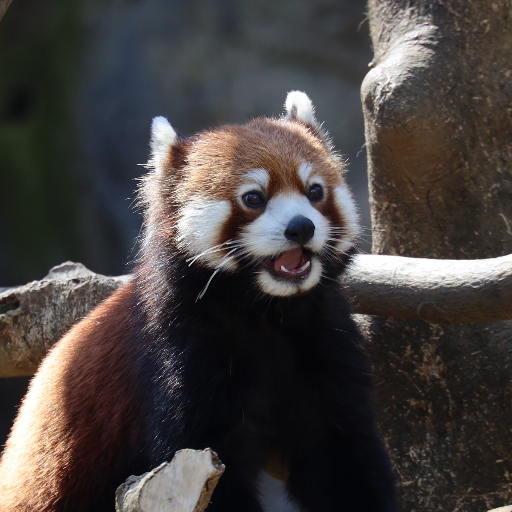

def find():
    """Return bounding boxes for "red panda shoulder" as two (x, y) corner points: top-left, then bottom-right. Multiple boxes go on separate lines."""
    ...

(0, 282), (145, 510)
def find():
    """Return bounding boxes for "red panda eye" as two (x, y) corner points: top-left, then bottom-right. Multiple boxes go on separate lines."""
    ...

(243, 191), (265, 208)
(308, 184), (324, 202)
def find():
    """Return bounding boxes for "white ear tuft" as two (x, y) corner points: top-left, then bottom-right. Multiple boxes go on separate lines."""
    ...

(150, 116), (178, 161)
(285, 91), (317, 126)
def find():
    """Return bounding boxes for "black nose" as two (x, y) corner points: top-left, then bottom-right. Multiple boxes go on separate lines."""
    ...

(284, 215), (315, 245)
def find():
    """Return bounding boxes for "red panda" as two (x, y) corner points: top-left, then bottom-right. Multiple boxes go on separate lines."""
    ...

(0, 91), (396, 511)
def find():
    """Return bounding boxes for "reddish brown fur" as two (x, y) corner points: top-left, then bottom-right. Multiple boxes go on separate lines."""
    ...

(0, 283), (144, 511)
(182, 119), (342, 201)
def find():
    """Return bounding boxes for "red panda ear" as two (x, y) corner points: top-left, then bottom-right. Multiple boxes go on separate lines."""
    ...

(149, 116), (187, 173)
(284, 91), (318, 128)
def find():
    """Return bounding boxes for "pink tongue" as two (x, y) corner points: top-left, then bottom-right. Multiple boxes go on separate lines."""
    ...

(274, 247), (303, 272)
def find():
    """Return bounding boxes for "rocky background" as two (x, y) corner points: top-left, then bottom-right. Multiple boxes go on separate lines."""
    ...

(0, 0), (371, 509)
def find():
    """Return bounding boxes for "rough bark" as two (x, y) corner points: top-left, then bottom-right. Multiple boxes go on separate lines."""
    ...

(0, 262), (129, 377)
(362, 1), (512, 511)
(115, 449), (225, 512)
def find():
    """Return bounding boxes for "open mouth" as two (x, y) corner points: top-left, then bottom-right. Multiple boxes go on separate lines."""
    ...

(262, 247), (312, 280)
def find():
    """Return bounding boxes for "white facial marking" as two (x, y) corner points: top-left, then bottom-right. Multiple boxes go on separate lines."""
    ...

(256, 257), (323, 297)
(285, 91), (317, 126)
(241, 193), (330, 258)
(333, 186), (360, 253)
(238, 168), (270, 203)
(243, 168), (270, 190)
(297, 162), (327, 198)
(150, 116), (177, 171)
(176, 199), (237, 271)
(298, 162), (313, 186)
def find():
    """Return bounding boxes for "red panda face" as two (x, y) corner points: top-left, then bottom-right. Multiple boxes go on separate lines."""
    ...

(142, 92), (359, 298)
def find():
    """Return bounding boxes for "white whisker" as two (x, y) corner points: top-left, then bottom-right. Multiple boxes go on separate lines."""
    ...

(186, 239), (243, 266)
(196, 269), (220, 302)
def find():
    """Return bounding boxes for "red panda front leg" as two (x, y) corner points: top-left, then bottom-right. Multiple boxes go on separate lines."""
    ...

(282, 304), (397, 512)
(285, 425), (397, 512)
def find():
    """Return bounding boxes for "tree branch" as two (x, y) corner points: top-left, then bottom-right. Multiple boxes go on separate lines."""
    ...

(340, 253), (512, 324)
(1, 255), (511, 377)
(0, 262), (129, 377)
(115, 449), (224, 512)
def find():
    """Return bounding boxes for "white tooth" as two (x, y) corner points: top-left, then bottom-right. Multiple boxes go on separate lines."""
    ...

(299, 260), (311, 271)
(280, 265), (293, 274)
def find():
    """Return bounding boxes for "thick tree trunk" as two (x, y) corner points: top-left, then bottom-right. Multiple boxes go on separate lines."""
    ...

(362, 1), (512, 511)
